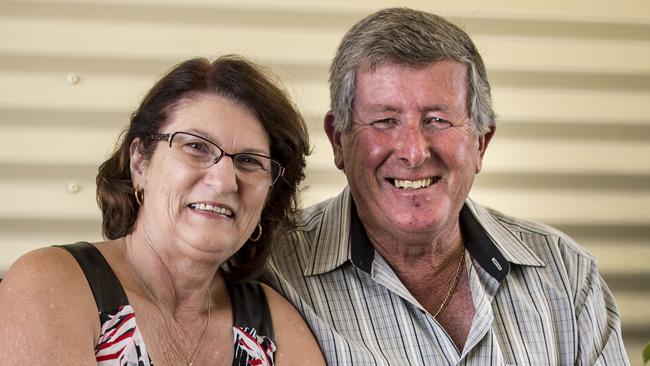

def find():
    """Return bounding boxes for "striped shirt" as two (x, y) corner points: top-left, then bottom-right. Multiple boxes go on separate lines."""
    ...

(264, 187), (629, 365)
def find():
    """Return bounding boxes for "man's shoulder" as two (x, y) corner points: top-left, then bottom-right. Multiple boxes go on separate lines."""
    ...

(273, 192), (348, 253)
(470, 199), (595, 263)
(485, 204), (567, 238)
(470, 200), (602, 302)
(290, 196), (336, 231)
(285, 188), (352, 233)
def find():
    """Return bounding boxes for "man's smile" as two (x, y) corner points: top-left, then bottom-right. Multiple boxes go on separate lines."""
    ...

(387, 177), (440, 189)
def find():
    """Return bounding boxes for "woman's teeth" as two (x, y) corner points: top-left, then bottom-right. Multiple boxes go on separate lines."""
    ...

(393, 178), (433, 189)
(189, 203), (233, 216)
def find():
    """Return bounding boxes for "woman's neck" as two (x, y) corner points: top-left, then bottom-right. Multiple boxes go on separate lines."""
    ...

(122, 232), (221, 318)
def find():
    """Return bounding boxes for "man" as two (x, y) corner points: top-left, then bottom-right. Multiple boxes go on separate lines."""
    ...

(264, 8), (629, 365)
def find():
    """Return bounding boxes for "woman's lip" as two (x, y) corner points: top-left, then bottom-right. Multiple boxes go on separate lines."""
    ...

(188, 202), (235, 217)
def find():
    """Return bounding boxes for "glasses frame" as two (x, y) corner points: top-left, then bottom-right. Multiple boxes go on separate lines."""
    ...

(147, 131), (285, 187)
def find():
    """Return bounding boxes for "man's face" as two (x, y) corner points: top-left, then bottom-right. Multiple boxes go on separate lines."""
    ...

(326, 60), (494, 244)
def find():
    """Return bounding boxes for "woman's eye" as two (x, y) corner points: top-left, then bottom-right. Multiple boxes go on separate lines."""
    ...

(183, 141), (210, 155)
(236, 155), (266, 171)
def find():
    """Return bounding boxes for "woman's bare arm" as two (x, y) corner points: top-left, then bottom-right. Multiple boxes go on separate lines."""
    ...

(0, 247), (99, 365)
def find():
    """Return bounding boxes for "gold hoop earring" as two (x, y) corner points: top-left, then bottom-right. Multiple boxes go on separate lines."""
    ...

(250, 223), (262, 242)
(134, 187), (144, 206)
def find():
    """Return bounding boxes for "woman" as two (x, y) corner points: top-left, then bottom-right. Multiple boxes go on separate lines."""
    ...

(0, 56), (324, 365)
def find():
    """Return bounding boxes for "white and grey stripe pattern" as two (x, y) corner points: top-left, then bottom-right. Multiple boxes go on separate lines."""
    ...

(264, 187), (629, 365)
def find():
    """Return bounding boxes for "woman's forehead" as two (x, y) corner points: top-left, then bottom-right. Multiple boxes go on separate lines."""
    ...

(166, 94), (271, 152)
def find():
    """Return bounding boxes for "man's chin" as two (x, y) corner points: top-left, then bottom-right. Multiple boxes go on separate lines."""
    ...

(376, 215), (442, 235)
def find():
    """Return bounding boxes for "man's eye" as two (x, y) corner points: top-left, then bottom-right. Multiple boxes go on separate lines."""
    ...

(425, 116), (453, 130)
(370, 118), (396, 129)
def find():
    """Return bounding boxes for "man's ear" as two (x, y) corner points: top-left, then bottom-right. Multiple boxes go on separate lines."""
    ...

(129, 138), (148, 187)
(475, 124), (496, 173)
(324, 112), (345, 171)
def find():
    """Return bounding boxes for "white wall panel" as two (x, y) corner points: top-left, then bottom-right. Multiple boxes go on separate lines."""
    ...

(3, 18), (650, 74)
(0, 0), (648, 363)
(22, 0), (649, 23)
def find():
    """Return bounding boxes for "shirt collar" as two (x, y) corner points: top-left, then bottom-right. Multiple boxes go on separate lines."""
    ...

(463, 197), (545, 269)
(349, 199), (374, 273)
(303, 187), (545, 279)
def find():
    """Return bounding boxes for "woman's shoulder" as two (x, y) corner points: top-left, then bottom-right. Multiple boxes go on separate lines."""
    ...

(2, 245), (87, 289)
(0, 245), (99, 315)
(0, 245), (100, 363)
(260, 283), (325, 366)
(259, 282), (291, 313)
(260, 283), (312, 335)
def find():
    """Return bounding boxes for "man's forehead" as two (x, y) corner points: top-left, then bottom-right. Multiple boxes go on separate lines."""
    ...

(352, 61), (469, 111)
(357, 58), (466, 74)
(353, 60), (468, 93)
(355, 103), (451, 114)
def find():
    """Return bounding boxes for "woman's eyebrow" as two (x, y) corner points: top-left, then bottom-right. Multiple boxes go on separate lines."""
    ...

(187, 128), (270, 155)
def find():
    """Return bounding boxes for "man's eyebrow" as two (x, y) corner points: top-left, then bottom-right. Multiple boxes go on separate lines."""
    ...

(363, 104), (450, 113)
(420, 104), (449, 113)
(363, 105), (401, 113)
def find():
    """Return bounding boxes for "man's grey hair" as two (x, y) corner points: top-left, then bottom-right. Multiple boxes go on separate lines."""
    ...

(329, 7), (495, 134)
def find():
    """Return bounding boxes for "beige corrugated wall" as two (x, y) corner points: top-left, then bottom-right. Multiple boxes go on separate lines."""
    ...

(0, 0), (648, 363)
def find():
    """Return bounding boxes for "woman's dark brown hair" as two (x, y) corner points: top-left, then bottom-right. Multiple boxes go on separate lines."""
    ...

(96, 55), (309, 281)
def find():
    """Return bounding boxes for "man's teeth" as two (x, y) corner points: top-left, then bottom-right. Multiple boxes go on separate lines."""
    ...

(393, 178), (433, 189)
(189, 203), (233, 216)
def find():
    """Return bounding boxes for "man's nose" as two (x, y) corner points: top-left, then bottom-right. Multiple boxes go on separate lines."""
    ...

(395, 124), (431, 168)
(205, 156), (238, 192)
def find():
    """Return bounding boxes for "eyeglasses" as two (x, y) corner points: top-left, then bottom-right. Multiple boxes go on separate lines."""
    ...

(147, 131), (284, 187)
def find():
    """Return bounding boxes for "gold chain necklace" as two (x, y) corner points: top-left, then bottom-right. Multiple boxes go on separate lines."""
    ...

(433, 248), (465, 319)
(131, 265), (211, 366)
(185, 296), (210, 366)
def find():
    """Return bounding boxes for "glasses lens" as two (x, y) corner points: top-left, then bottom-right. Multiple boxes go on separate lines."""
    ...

(233, 154), (282, 187)
(166, 132), (283, 187)
(170, 132), (219, 168)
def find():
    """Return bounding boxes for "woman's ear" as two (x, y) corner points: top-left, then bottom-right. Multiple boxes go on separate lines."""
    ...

(129, 138), (148, 187)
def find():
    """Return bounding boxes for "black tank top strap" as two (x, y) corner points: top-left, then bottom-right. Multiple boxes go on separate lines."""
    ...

(54, 242), (128, 313)
(225, 280), (275, 341)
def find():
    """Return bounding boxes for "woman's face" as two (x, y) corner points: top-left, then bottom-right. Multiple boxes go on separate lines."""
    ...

(131, 93), (271, 261)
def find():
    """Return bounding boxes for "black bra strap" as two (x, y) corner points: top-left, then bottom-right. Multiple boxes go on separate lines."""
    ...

(225, 281), (275, 340)
(55, 242), (128, 313)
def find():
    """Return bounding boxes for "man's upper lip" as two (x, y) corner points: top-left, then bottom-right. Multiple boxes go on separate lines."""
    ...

(387, 175), (439, 180)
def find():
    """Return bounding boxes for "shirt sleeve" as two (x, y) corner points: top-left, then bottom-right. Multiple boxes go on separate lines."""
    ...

(574, 259), (630, 365)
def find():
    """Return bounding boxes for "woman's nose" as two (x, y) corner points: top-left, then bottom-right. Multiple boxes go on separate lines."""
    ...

(204, 156), (239, 192)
